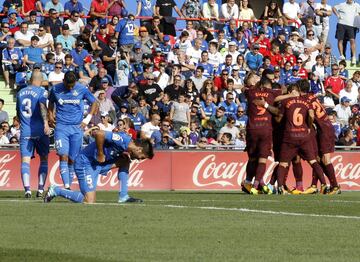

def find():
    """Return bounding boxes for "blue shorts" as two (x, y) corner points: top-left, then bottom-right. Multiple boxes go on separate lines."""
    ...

(75, 154), (113, 194)
(54, 124), (83, 161)
(20, 135), (50, 158)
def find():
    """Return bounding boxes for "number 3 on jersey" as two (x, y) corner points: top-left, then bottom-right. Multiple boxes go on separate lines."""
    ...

(21, 98), (32, 117)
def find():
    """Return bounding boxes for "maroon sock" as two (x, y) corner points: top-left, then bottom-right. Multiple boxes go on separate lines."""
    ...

(323, 163), (338, 187)
(311, 170), (318, 187)
(246, 160), (257, 182)
(292, 162), (303, 190)
(311, 162), (326, 185)
(284, 166), (290, 187)
(277, 165), (288, 187)
(270, 165), (278, 185)
(254, 162), (266, 189)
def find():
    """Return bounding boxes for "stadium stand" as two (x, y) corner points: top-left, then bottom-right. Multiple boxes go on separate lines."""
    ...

(0, 0), (359, 149)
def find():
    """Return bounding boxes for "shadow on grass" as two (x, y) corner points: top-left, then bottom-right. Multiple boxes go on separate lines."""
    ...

(0, 247), (115, 262)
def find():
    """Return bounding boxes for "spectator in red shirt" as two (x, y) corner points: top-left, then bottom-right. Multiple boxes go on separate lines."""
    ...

(268, 44), (282, 67)
(253, 29), (271, 57)
(296, 58), (308, 79)
(325, 63), (345, 95)
(214, 69), (229, 91)
(90, 0), (109, 25)
(282, 44), (296, 66)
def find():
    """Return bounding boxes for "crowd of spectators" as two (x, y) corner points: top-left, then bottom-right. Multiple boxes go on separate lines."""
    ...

(0, 0), (360, 149)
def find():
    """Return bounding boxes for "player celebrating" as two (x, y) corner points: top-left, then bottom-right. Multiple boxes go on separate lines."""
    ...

(44, 131), (154, 204)
(16, 72), (50, 198)
(297, 80), (340, 195)
(48, 71), (98, 190)
(272, 83), (328, 194)
(242, 78), (281, 195)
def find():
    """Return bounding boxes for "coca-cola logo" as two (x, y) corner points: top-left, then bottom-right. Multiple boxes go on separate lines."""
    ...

(0, 154), (16, 187)
(332, 155), (360, 187)
(192, 155), (277, 187)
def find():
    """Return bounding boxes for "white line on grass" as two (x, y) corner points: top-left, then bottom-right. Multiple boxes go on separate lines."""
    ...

(162, 204), (360, 220)
(1, 199), (360, 220)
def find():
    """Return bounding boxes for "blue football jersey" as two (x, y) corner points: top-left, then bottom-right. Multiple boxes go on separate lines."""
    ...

(49, 82), (96, 125)
(116, 18), (135, 45)
(81, 131), (132, 163)
(16, 85), (47, 137)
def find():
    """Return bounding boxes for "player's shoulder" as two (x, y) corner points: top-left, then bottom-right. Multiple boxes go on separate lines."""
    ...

(52, 83), (65, 93)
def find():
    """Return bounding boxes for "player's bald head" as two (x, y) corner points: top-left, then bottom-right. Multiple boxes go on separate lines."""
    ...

(30, 71), (43, 83)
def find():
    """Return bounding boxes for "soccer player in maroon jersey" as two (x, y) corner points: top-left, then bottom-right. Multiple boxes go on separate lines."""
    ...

(254, 83), (305, 194)
(297, 80), (340, 195)
(274, 83), (328, 194)
(242, 78), (281, 194)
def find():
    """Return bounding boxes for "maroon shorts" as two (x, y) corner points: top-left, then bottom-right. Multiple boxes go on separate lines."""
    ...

(279, 138), (317, 163)
(246, 129), (272, 159)
(317, 126), (335, 155)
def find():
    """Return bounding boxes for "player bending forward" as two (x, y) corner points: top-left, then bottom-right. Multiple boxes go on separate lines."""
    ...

(44, 130), (154, 204)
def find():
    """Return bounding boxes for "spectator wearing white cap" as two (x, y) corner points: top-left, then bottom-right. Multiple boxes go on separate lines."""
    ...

(98, 112), (115, 132)
(230, 65), (244, 91)
(208, 40), (223, 70)
(334, 96), (352, 126)
(227, 41), (240, 62)
(333, 0), (360, 64)
(97, 90), (115, 118)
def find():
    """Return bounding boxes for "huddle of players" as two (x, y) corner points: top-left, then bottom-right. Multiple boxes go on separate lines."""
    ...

(17, 71), (153, 204)
(241, 72), (340, 195)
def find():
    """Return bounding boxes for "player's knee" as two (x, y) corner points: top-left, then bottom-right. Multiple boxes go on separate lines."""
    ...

(84, 192), (96, 204)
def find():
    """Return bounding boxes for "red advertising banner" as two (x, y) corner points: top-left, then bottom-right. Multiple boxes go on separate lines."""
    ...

(0, 150), (359, 191)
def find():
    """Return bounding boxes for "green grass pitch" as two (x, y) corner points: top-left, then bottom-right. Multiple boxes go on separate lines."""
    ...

(0, 191), (359, 262)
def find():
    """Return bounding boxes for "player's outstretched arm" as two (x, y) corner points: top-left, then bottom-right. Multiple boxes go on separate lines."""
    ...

(274, 90), (300, 103)
(95, 130), (106, 163)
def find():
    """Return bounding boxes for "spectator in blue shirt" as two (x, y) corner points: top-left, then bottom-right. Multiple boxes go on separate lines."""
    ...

(136, 0), (156, 26)
(70, 40), (89, 67)
(64, 0), (84, 16)
(245, 44), (263, 71)
(23, 36), (44, 67)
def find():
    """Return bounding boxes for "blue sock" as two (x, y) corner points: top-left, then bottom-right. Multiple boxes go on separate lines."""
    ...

(54, 187), (84, 203)
(38, 161), (48, 191)
(60, 161), (70, 188)
(118, 169), (129, 199)
(68, 164), (75, 187)
(21, 162), (31, 192)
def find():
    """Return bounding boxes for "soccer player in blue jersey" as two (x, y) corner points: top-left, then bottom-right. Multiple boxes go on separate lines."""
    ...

(44, 131), (154, 204)
(48, 71), (98, 190)
(16, 72), (51, 198)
